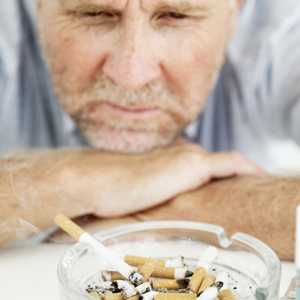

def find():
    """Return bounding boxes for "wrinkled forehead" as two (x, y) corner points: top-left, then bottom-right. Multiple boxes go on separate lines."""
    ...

(59, 0), (235, 10)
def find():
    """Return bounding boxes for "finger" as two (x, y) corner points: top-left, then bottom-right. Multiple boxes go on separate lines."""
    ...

(205, 152), (264, 179)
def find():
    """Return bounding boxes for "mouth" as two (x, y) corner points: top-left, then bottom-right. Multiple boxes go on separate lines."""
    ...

(103, 102), (159, 114)
(83, 101), (160, 117)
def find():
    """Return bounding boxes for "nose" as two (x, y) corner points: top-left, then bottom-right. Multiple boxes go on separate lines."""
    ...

(102, 23), (161, 90)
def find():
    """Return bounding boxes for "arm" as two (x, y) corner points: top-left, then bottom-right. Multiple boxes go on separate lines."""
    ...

(136, 176), (300, 260)
(0, 146), (259, 247)
(0, 150), (90, 246)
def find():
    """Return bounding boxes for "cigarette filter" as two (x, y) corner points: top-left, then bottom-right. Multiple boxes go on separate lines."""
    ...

(189, 268), (206, 293)
(198, 275), (216, 294)
(54, 215), (138, 282)
(155, 292), (197, 300)
(89, 291), (102, 300)
(127, 296), (139, 300)
(151, 278), (188, 290)
(152, 266), (189, 279)
(139, 263), (156, 280)
(105, 292), (123, 300)
(102, 271), (125, 281)
(125, 256), (165, 267)
(218, 289), (235, 300)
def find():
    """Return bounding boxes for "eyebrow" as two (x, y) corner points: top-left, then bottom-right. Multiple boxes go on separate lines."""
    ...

(60, 0), (122, 11)
(142, 0), (214, 14)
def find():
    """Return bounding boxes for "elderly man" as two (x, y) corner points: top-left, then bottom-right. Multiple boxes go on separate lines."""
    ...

(1, 0), (300, 260)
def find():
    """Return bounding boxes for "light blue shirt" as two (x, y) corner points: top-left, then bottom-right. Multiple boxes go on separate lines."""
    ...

(1, 0), (300, 171)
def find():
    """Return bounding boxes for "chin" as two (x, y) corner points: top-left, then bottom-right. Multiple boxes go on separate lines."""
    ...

(82, 126), (177, 154)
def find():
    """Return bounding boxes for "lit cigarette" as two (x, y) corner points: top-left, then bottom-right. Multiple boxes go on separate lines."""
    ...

(152, 266), (192, 280)
(188, 268), (206, 293)
(196, 247), (218, 270)
(198, 275), (216, 294)
(151, 278), (189, 290)
(197, 287), (218, 300)
(155, 292), (197, 300)
(218, 289), (235, 300)
(125, 256), (165, 267)
(54, 215), (144, 285)
(139, 263), (156, 280)
(105, 292), (123, 300)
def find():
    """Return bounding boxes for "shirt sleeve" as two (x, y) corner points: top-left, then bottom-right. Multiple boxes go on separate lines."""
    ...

(254, 6), (300, 144)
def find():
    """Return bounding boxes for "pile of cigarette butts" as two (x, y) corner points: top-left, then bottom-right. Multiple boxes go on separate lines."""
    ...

(85, 248), (236, 300)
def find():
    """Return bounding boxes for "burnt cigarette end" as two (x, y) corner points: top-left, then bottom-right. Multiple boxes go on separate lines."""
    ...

(184, 270), (194, 278)
(129, 271), (145, 286)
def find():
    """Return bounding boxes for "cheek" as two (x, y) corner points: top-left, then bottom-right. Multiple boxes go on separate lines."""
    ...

(162, 18), (231, 120)
(41, 26), (109, 93)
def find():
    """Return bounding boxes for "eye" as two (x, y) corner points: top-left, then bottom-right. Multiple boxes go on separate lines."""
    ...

(81, 11), (117, 19)
(157, 11), (188, 20)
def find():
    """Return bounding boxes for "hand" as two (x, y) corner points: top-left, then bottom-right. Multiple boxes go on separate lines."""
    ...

(61, 145), (263, 218)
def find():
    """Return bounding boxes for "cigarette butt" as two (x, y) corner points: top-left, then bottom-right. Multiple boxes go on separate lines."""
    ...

(151, 278), (188, 290)
(152, 266), (175, 279)
(102, 271), (125, 281)
(112, 273), (125, 281)
(198, 287), (218, 300)
(54, 214), (85, 240)
(155, 293), (197, 300)
(127, 296), (139, 300)
(105, 292), (123, 300)
(89, 291), (102, 300)
(198, 275), (216, 294)
(188, 268), (206, 293)
(218, 289), (235, 300)
(140, 291), (158, 300)
(139, 263), (156, 280)
(125, 256), (165, 267)
(152, 266), (190, 279)
(165, 256), (185, 268)
(136, 282), (152, 295)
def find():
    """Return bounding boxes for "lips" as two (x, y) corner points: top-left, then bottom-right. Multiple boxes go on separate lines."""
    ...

(102, 102), (159, 114)
(80, 101), (162, 122)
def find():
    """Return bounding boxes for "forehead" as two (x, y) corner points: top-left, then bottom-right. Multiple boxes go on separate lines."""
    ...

(60, 0), (220, 10)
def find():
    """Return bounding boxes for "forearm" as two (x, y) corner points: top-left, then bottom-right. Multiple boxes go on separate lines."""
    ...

(137, 176), (300, 260)
(0, 150), (89, 246)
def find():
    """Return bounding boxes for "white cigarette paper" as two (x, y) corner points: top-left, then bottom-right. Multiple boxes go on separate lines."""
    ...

(197, 247), (218, 270)
(197, 287), (218, 300)
(54, 215), (138, 281)
(80, 233), (135, 279)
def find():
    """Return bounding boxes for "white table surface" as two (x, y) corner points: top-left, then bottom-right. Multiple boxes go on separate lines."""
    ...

(0, 243), (296, 300)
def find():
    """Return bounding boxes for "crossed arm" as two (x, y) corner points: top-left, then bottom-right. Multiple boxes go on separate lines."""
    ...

(0, 147), (299, 261)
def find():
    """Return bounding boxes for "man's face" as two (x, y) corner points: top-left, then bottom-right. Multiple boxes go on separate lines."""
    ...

(38, 0), (238, 153)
